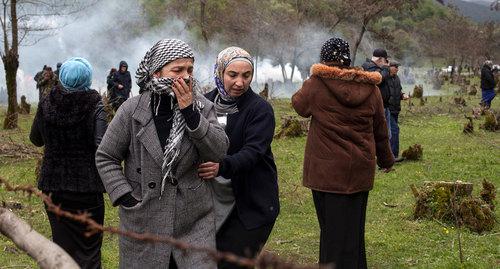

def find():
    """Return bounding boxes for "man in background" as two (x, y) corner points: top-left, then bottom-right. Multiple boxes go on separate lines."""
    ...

(387, 61), (408, 161)
(362, 49), (392, 140)
(481, 60), (496, 108)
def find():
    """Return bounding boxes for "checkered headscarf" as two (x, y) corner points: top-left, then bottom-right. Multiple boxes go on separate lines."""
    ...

(136, 38), (194, 93)
(135, 39), (195, 197)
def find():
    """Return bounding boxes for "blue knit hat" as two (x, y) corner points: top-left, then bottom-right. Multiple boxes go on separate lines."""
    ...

(59, 57), (93, 91)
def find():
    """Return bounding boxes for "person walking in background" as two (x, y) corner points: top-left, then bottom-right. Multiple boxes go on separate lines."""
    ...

(30, 57), (108, 269)
(292, 37), (394, 269)
(34, 65), (48, 101)
(38, 67), (57, 101)
(110, 61), (132, 109)
(106, 67), (118, 109)
(387, 61), (408, 161)
(201, 47), (280, 269)
(96, 39), (228, 269)
(362, 48), (392, 139)
(481, 60), (496, 108)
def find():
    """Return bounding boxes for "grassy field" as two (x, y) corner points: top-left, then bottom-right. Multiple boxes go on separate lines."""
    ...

(0, 92), (499, 268)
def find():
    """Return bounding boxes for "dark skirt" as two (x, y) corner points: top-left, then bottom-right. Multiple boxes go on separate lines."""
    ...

(44, 191), (104, 269)
(216, 209), (275, 269)
(312, 190), (369, 269)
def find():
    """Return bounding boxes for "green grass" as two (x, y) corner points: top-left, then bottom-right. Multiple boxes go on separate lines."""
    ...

(1, 94), (499, 268)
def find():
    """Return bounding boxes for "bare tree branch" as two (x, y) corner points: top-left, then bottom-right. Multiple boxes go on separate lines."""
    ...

(0, 208), (79, 269)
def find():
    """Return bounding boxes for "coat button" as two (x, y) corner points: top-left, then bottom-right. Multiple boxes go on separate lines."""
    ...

(148, 182), (156, 189)
(269, 206), (274, 211)
(170, 178), (178, 186)
(136, 168), (141, 174)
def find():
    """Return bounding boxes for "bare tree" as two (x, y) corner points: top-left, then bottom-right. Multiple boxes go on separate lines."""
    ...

(348, 0), (418, 65)
(1, 0), (94, 129)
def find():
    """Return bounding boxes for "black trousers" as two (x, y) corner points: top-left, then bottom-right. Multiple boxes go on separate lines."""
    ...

(216, 209), (275, 269)
(44, 191), (105, 269)
(312, 190), (369, 269)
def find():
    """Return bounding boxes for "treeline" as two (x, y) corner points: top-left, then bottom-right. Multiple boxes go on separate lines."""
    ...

(139, 0), (499, 81)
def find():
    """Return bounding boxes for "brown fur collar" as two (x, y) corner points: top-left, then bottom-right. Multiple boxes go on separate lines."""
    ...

(310, 63), (382, 85)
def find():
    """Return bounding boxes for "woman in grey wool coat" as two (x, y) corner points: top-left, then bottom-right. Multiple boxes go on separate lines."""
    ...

(95, 39), (229, 269)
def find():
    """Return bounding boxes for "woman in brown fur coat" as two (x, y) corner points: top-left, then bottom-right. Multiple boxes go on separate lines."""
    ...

(292, 37), (394, 269)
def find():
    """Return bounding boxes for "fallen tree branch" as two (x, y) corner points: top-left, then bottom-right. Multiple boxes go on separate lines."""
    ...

(0, 207), (79, 269)
(0, 176), (323, 269)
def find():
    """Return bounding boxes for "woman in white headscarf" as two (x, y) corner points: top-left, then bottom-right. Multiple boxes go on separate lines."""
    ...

(200, 47), (279, 269)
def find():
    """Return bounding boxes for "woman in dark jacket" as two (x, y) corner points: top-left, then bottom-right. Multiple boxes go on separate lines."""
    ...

(200, 47), (280, 269)
(30, 57), (108, 269)
(292, 38), (394, 269)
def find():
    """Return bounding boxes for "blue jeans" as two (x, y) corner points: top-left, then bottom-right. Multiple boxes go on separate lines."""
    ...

(481, 88), (496, 108)
(389, 112), (399, 158)
(384, 108), (391, 140)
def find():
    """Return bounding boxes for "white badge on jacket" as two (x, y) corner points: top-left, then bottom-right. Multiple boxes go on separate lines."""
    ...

(217, 114), (227, 127)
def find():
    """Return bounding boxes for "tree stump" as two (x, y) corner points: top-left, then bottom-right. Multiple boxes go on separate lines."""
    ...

(467, 85), (477, 96)
(412, 85), (423, 98)
(275, 115), (309, 138)
(463, 116), (473, 134)
(18, 95), (30, 115)
(402, 144), (423, 160)
(410, 180), (496, 233)
(480, 110), (499, 131)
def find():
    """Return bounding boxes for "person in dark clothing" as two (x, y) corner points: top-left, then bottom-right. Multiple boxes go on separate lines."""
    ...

(481, 60), (496, 108)
(34, 65), (47, 84)
(54, 62), (62, 78)
(38, 67), (57, 101)
(111, 61), (132, 110)
(34, 65), (48, 101)
(30, 57), (108, 269)
(292, 37), (394, 269)
(201, 47), (279, 269)
(106, 67), (117, 107)
(362, 48), (392, 140)
(387, 61), (408, 161)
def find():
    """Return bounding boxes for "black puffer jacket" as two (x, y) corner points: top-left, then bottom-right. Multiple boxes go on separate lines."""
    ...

(30, 87), (108, 193)
(112, 61), (132, 99)
(362, 60), (391, 108)
(481, 64), (495, 89)
(387, 74), (403, 113)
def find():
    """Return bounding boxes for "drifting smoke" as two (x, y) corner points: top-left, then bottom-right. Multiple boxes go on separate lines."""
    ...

(0, 0), (354, 103)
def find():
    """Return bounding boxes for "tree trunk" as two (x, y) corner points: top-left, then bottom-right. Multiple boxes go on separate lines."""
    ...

(458, 55), (464, 76)
(0, 208), (79, 269)
(2, 51), (18, 129)
(289, 63), (296, 84)
(450, 58), (456, 83)
(278, 57), (288, 84)
(351, 23), (367, 67)
(199, 0), (209, 44)
(2, 0), (19, 129)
